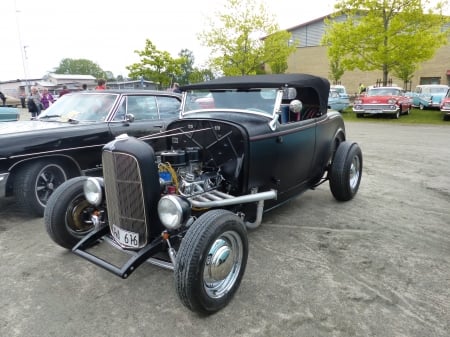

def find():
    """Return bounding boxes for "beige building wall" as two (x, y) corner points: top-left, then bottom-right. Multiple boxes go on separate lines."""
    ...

(287, 43), (450, 95)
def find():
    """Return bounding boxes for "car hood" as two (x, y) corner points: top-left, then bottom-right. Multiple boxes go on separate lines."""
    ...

(361, 96), (399, 103)
(0, 120), (73, 135)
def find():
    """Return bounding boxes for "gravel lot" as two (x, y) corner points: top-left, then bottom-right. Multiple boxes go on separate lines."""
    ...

(0, 121), (449, 337)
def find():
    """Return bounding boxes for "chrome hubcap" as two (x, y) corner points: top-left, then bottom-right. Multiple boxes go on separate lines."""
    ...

(203, 231), (243, 299)
(349, 155), (361, 190)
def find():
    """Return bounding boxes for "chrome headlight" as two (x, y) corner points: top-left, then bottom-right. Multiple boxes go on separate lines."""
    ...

(158, 195), (191, 230)
(83, 177), (103, 206)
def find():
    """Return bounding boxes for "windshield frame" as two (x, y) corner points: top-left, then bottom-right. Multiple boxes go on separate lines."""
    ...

(181, 88), (285, 119)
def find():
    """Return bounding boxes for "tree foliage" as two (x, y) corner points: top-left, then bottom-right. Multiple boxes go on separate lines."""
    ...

(199, 0), (296, 76)
(322, 0), (450, 86)
(54, 58), (106, 79)
(126, 39), (184, 89)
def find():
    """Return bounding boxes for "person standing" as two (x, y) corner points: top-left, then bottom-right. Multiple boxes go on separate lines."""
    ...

(95, 79), (106, 90)
(0, 91), (6, 106)
(40, 88), (54, 110)
(172, 82), (181, 93)
(359, 83), (366, 94)
(28, 86), (42, 119)
(59, 85), (70, 97)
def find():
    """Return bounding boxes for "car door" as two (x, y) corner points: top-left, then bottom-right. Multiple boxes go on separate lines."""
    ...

(108, 94), (180, 141)
(271, 118), (316, 199)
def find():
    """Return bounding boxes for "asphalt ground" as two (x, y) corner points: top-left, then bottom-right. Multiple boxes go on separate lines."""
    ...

(1, 120), (449, 337)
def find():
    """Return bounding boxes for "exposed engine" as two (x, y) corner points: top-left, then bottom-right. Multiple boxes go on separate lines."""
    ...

(157, 147), (225, 198)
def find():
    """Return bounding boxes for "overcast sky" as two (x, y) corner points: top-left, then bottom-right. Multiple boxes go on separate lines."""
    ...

(1, 0), (447, 81)
(1, 0), (338, 81)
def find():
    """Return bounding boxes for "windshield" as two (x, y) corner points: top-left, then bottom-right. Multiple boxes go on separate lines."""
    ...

(367, 88), (401, 96)
(38, 93), (119, 122)
(183, 88), (279, 116)
(430, 87), (448, 94)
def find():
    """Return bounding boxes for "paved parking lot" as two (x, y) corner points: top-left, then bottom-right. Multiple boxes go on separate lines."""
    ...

(1, 121), (449, 337)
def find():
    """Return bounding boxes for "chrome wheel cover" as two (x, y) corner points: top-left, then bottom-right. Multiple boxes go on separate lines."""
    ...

(203, 231), (244, 299)
(349, 155), (361, 191)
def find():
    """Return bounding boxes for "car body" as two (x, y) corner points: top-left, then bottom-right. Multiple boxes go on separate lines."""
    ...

(412, 84), (449, 110)
(0, 107), (20, 121)
(330, 84), (349, 99)
(0, 90), (181, 216)
(44, 73), (363, 314)
(440, 88), (450, 121)
(3, 94), (22, 107)
(353, 86), (411, 118)
(328, 88), (350, 112)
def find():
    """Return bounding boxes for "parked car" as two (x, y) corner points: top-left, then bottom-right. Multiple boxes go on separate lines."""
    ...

(328, 89), (350, 112)
(440, 88), (450, 121)
(44, 73), (363, 314)
(3, 94), (22, 107)
(0, 107), (20, 121)
(330, 84), (349, 99)
(0, 90), (181, 216)
(353, 86), (411, 118)
(412, 84), (449, 110)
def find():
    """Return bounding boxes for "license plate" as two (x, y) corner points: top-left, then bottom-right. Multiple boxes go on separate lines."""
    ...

(111, 224), (139, 248)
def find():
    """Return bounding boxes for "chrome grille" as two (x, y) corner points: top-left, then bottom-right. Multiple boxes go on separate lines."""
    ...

(102, 150), (147, 248)
(359, 104), (395, 111)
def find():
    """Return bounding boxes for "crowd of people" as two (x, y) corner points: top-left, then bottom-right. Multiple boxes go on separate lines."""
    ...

(24, 78), (107, 119)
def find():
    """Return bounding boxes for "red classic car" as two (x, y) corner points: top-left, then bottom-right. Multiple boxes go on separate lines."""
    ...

(353, 86), (411, 119)
(440, 88), (450, 121)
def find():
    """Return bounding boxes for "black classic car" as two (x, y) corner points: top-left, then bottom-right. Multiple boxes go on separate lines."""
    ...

(0, 90), (181, 216)
(45, 74), (363, 314)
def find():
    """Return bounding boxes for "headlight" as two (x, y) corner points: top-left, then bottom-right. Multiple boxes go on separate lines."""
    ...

(158, 195), (191, 230)
(84, 177), (103, 206)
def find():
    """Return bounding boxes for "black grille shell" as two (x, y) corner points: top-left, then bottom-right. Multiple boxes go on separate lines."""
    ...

(102, 136), (163, 249)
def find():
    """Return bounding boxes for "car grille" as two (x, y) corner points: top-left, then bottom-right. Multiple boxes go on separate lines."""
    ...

(102, 150), (148, 248)
(358, 104), (395, 111)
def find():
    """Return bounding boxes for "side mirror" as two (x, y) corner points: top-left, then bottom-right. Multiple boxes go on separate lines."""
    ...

(125, 113), (135, 123)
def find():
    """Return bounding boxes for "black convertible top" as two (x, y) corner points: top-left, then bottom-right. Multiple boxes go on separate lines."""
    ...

(181, 73), (330, 114)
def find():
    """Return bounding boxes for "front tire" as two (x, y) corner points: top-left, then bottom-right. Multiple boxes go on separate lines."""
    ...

(329, 141), (363, 201)
(175, 210), (248, 314)
(14, 160), (69, 216)
(45, 176), (98, 249)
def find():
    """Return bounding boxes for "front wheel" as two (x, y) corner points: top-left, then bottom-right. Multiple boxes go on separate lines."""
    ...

(329, 141), (363, 201)
(175, 209), (248, 314)
(45, 176), (100, 249)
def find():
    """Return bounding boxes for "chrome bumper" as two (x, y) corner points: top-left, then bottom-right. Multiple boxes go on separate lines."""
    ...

(0, 172), (9, 198)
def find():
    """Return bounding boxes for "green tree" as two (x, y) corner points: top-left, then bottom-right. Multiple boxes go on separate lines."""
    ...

(199, 0), (296, 76)
(54, 58), (107, 79)
(322, 0), (450, 86)
(126, 39), (184, 89)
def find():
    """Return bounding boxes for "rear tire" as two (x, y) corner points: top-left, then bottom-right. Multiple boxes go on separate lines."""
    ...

(175, 209), (248, 314)
(329, 141), (363, 201)
(45, 177), (98, 249)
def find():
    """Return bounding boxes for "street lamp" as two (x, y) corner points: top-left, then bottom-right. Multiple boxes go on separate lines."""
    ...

(15, 5), (30, 95)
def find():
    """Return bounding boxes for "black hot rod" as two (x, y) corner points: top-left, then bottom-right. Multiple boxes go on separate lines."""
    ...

(45, 74), (363, 314)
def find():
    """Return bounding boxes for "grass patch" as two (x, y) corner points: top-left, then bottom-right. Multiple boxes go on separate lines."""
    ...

(341, 107), (449, 125)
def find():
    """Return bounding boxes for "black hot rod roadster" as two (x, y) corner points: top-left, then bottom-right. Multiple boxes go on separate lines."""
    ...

(45, 74), (363, 314)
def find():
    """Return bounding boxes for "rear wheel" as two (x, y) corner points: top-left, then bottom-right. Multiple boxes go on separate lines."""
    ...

(175, 209), (248, 314)
(45, 177), (99, 249)
(329, 141), (363, 201)
(14, 160), (69, 216)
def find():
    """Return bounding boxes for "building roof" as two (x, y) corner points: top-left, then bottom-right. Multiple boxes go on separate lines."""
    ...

(47, 74), (96, 80)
